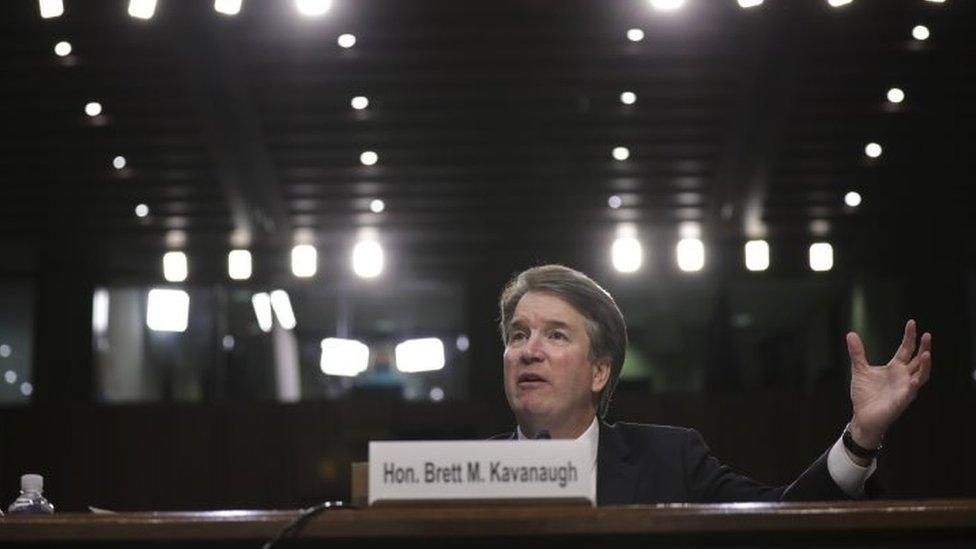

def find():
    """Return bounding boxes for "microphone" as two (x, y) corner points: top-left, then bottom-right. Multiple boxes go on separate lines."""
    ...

(535, 430), (551, 440)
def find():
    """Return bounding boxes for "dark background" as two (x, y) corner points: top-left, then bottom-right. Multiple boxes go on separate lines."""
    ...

(1, 0), (974, 511)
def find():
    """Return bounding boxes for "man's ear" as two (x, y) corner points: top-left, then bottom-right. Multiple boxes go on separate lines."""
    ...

(591, 357), (611, 393)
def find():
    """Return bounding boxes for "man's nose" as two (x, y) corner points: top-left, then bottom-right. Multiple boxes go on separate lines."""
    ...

(520, 333), (544, 364)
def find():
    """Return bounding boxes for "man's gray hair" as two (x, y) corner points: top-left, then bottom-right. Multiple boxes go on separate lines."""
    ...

(498, 264), (627, 418)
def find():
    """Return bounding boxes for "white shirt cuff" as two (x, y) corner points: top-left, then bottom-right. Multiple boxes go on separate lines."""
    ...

(827, 433), (877, 497)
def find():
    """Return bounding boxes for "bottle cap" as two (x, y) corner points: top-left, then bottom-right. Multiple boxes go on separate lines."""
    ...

(21, 474), (43, 492)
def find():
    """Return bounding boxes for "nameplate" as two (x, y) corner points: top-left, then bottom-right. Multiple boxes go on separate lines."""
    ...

(368, 440), (595, 506)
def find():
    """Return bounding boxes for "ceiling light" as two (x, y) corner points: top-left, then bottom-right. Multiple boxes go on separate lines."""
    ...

(146, 289), (190, 332)
(369, 199), (385, 213)
(844, 191), (862, 207)
(395, 338), (445, 373)
(228, 249), (252, 280)
(744, 240), (769, 272)
(54, 41), (72, 57)
(352, 240), (384, 278)
(337, 33), (356, 48)
(912, 25), (930, 40)
(360, 151), (378, 166)
(809, 243), (834, 272)
(351, 96), (369, 110)
(612, 147), (630, 161)
(128, 0), (157, 20)
(620, 91), (637, 105)
(611, 236), (642, 273)
(320, 338), (369, 376)
(214, 0), (242, 15)
(291, 244), (317, 278)
(38, 0), (63, 19)
(113, 156), (126, 170)
(626, 29), (645, 42)
(163, 251), (188, 282)
(295, 0), (331, 17)
(650, 0), (685, 12)
(608, 195), (622, 209)
(676, 238), (705, 272)
(864, 142), (882, 158)
(135, 203), (149, 218)
(85, 102), (102, 117)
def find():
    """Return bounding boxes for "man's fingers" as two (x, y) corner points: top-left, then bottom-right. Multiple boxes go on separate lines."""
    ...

(908, 332), (932, 375)
(911, 350), (932, 386)
(847, 332), (869, 368)
(893, 319), (917, 363)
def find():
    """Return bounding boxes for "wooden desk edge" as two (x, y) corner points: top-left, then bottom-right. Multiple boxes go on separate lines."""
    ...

(1, 499), (974, 541)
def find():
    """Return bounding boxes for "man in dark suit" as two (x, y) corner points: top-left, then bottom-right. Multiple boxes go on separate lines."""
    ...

(497, 265), (932, 504)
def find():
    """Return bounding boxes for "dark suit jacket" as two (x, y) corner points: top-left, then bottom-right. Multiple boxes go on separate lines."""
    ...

(495, 420), (856, 505)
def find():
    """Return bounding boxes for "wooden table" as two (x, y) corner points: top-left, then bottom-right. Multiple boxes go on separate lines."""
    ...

(1, 499), (974, 547)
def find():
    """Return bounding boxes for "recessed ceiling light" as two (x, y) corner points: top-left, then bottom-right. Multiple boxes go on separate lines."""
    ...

(54, 41), (72, 57)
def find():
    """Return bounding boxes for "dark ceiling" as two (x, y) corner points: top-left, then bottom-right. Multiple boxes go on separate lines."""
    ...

(2, 0), (974, 279)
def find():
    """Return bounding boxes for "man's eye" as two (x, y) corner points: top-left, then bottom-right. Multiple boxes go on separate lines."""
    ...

(510, 332), (527, 342)
(550, 331), (568, 341)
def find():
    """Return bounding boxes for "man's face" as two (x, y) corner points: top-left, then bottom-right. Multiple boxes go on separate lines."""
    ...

(503, 291), (609, 433)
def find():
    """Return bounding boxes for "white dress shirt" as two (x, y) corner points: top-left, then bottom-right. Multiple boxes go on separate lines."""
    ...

(517, 418), (600, 496)
(518, 418), (876, 498)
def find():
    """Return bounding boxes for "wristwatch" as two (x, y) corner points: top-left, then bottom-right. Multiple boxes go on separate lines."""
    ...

(842, 424), (882, 460)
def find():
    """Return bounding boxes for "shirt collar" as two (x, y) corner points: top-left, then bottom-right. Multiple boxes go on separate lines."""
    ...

(516, 416), (599, 446)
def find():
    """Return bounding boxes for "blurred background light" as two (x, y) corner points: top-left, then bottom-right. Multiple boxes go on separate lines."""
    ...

(744, 240), (769, 272)
(677, 238), (705, 272)
(291, 244), (317, 278)
(38, 0), (63, 19)
(360, 151), (378, 166)
(809, 243), (834, 272)
(352, 240), (384, 279)
(270, 290), (297, 330)
(320, 338), (369, 376)
(228, 249), (252, 280)
(395, 338), (445, 373)
(146, 289), (190, 332)
(295, 0), (331, 17)
(612, 236), (642, 273)
(128, 0), (158, 20)
(54, 41), (72, 57)
(251, 292), (273, 333)
(162, 252), (188, 283)
(214, 0), (242, 15)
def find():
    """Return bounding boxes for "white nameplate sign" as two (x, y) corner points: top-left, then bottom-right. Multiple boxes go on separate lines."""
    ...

(368, 440), (595, 506)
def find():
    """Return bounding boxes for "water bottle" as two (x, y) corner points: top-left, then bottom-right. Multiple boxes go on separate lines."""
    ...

(7, 474), (55, 514)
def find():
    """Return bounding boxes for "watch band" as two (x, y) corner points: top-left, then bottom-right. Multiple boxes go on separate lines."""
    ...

(843, 425), (882, 460)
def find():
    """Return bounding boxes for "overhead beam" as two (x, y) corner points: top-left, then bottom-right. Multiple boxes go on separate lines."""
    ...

(175, 9), (291, 248)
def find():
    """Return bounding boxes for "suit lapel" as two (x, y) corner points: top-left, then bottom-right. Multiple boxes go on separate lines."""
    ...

(597, 420), (639, 505)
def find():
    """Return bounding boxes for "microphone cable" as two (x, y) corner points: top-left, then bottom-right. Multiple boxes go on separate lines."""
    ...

(262, 500), (350, 549)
